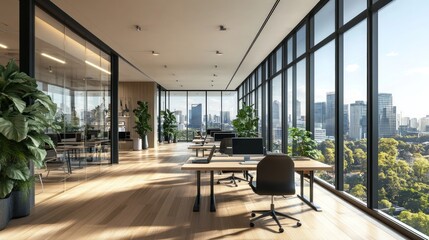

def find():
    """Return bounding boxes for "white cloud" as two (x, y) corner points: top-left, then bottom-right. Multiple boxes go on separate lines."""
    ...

(405, 66), (429, 76)
(386, 51), (399, 57)
(346, 64), (360, 72)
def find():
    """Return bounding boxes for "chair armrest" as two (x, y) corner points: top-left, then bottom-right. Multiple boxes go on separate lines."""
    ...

(247, 173), (254, 182)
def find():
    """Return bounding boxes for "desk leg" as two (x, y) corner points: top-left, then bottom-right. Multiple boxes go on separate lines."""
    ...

(297, 171), (322, 212)
(193, 171), (201, 212)
(66, 150), (72, 174)
(196, 149), (199, 157)
(210, 171), (216, 212)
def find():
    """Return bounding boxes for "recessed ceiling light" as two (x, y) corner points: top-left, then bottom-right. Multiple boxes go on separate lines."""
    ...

(211, 80), (214, 82)
(219, 25), (227, 31)
(214, 65), (218, 68)
(48, 66), (53, 73)
(0, 43), (8, 49)
(211, 84), (214, 87)
(152, 51), (159, 56)
(172, 73), (176, 76)
(41, 53), (66, 64)
(215, 51), (223, 55)
(135, 25), (142, 31)
(176, 80), (179, 82)
(85, 60), (111, 75)
(180, 85), (183, 87)
(213, 74), (217, 77)
(164, 65), (167, 68)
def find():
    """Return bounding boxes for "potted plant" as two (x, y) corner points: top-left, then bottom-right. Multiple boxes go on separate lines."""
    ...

(288, 127), (321, 159)
(232, 103), (259, 137)
(133, 101), (152, 150)
(161, 109), (177, 143)
(0, 60), (58, 228)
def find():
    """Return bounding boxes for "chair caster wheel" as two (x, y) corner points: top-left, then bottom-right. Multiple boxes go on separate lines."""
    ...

(279, 227), (284, 233)
(250, 222), (254, 227)
(230, 181), (233, 183)
(238, 180), (241, 182)
(297, 222), (302, 227)
(251, 213), (256, 217)
(217, 181), (220, 184)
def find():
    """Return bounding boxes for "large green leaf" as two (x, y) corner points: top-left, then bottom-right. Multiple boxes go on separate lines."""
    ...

(0, 179), (13, 199)
(5, 165), (29, 181)
(32, 92), (56, 114)
(1, 93), (26, 113)
(0, 114), (28, 142)
(28, 146), (47, 167)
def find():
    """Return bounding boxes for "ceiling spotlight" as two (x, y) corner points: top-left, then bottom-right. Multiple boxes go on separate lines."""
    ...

(172, 73), (176, 76)
(211, 84), (214, 87)
(211, 80), (214, 82)
(213, 74), (217, 77)
(152, 51), (159, 56)
(135, 25), (142, 31)
(176, 80), (179, 82)
(180, 85), (183, 87)
(214, 65), (218, 68)
(215, 50), (223, 55)
(48, 66), (53, 73)
(219, 25), (227, 31)
(164, 65), (167, 68)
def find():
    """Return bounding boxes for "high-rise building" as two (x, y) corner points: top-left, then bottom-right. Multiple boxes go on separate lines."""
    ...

(344, 104), (349, 135)
(419, 116), (429, 132)
(410, 118), (419, 129)
(189, 104), (202, 129)
(378, 93), (396, 137)
(314, 102), (326, 128)
(326, 92), (335, 136)
(349, 101), (367, 140)
(272, 100), (280, 121)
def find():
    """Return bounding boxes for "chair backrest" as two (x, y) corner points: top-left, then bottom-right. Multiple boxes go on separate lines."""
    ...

(256, 154), (295, 195)
(219, 138), (233, 155)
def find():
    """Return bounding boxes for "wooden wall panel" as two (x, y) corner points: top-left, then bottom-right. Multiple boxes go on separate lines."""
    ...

(118, 82), (158, 148)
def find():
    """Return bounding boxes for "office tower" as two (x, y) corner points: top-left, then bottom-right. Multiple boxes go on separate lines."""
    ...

(272, 100), (280, 121)
(189, 104), (202, 129)
(350, 101), (367, 140)
(326, 92), (335, 137)
(314, 102), (326, 128)
(222, 111), (231, 124)
(344, 104), (349, 135)
(378, 93), (396, 137)
(419, 116), (429, 132)
(401, 117), (410, 127)
(296, 100), (301, 120)
(410, 118), (418, 129)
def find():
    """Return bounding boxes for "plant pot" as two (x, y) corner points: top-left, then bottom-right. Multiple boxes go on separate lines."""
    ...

(164, 135), (170, 143)
(0, 195), (11, 230)
(133, 138), (142, 151)
(142, 135), (149, 149)
(11, 190), (31, 218)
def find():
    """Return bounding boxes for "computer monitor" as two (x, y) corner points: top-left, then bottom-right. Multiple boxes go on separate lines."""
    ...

(206, 128), (221, 135)
(232, 137), (264, 155)
(214, 132), (236, 141)
(210, 130), (232, 137)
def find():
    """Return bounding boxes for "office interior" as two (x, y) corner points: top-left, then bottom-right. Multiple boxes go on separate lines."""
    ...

(0, 0), (427, 239)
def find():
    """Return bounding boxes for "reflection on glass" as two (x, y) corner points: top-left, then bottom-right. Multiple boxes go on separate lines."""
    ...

(35, 7), (111, 199)
(343, 0), (366, 24)
(343, 20), (367, 202)
(287, 37), (294, 64)
(169, 91), (187, 141)
(378, 1), (429, 236)
(276, 46), (283, 72)
(271, 75), (282, 151)
(313, 0), (335, 46)
(222, 92), (237, 131)
(296, 25), (306, 57)
(207, 92), (221, 129)
(313, 40), (335, 185)
(0, 0), (19, 66)
(296, 60), (306, 128)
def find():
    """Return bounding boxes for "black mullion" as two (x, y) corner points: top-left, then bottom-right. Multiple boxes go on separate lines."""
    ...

(336, 0), (345, 191)
(205, 91), (207, 133)
(306, 18), (313, 133)
(19, 0), (35, 77)
(367, 0), (379, 210)
(158, 87), (162, 143)
(282, 70), (287, 153)
(221, 92), (223, 131)
(292, 34), (297, 130)
(111, 54), (119, 164)
(186, 91), (189, 142)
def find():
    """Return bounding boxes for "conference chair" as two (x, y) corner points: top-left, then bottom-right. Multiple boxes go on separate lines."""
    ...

(248, 154), (301, 233)
(217, 138), (247, 186)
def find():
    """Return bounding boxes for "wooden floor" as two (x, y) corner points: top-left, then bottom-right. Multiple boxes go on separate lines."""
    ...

(0, 143), (405, 240)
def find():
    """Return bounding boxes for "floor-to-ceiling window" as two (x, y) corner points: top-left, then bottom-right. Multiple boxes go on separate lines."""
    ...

(169, 91), (187, 141)
(377, 0), (429, 235)
(271, 74), (282, 152)
(0, 0), (19, 66)
(207, 91), (221, 129)
(222, 91), (237, 131)
(235, 0), (429, 237)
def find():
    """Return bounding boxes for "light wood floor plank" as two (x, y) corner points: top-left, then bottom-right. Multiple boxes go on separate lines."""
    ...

(0, 143), (405, 240)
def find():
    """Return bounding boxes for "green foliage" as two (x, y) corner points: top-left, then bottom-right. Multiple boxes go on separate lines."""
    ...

(232, 103), (259, 137)
(0, 60), (58, 198)
(350, 184), (367, 199)
(133, 101), (152, 138)
(398, 211), (429, 234)
(289, 127), (321, 159)
(161, 109), (177, 140)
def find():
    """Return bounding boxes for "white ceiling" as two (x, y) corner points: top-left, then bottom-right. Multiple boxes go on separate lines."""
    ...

(2, 0), (319, 90)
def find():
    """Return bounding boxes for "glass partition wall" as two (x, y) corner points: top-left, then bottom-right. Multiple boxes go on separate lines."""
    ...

(34, 8), (111, 198)
(237, 0), (429, 238)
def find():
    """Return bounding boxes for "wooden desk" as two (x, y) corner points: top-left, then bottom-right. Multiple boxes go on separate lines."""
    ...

(191, 137), (214, 144)
(182, 156), (332, 212)
(187, 144), (219, 156)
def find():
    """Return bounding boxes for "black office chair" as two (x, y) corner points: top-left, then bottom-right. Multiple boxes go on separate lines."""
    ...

(248, 154), (301, 233)
(217, 138), (247, 186)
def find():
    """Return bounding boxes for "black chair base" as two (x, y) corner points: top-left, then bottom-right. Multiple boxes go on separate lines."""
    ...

(250, 197), (301, 233)
(217, 172), (248, 187)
